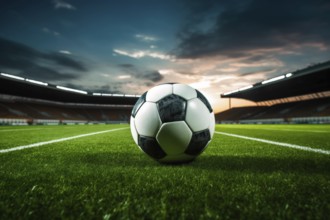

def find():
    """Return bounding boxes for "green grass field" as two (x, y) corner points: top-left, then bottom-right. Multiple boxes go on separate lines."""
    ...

(0, 124), (329, 219)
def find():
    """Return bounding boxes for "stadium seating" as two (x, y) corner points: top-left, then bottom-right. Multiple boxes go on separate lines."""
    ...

(214, 106), (267, 121)
(0, 97), (132, 125)
(2, 95), (329, 125)
(216, 97), (330, 124)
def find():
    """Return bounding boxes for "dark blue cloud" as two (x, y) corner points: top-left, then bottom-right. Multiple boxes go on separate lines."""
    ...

(175, 0), (330, 58)
(118, 63), (164, 82)
(0, 37), (87, 80)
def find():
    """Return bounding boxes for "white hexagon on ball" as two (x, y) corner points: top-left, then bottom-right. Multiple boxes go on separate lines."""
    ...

(134, 102), (162, 137)
(146, 84), (172, 102)
(185, 98), (210, 132)
(173, 84), (197, 100)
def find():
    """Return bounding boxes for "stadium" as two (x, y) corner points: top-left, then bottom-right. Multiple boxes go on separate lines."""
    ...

(1, 0), (330, 219)
(0, 60), (329, 219)
(217, 60), (330, 124)
(0, 61), (329, 126)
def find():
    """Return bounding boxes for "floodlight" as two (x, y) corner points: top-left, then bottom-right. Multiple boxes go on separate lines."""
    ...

(285, 73), (292, 78)
(112, 94), (125, 97)
(238, 85), (253, 91)
(223, 89), (239, 96)
(261, 75), (285, 84)
(1, 73), (25, 81)
(56, 86), (87, 94)
(25, 79), (48, 86)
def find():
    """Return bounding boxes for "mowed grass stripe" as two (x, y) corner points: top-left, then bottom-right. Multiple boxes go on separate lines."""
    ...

(0, 128), (43, 132)
(0, 127), (129, 153)
(1, 125), (329, 219)
(215, 131), (330, 155)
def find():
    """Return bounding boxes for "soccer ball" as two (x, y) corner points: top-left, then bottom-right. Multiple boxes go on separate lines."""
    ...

(130, 83), (215, 163)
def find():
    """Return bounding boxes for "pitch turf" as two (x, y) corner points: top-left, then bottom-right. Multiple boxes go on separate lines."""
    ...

(0, 124), (329, 219)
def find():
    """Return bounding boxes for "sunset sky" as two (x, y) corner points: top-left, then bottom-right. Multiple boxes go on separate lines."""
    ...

(1, 0), (330, 112)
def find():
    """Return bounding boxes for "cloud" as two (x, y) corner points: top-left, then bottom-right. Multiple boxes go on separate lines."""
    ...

(189, 81), (212, 89)
(42, 27), (61, 37)
(43, 52), (87, 72)
(118, 75), (131, 79)
(118, 64), (134, 68)
(175, 0), (330, 59)
(217, 67), (239, 72)
(91, 84), (123, 94)
(53, 0), (76, 10)
(118, 63), (164, 82)
(0, 37), (87, 81)
(59, 50), (72, 55)
(142, 70), (163, 82)
(113, 49), (175, 61)
(135, 34), (158, 42)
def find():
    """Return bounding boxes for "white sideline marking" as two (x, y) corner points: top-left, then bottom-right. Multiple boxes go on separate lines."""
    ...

(215, 131), (330, 155)
(0, 127), (129, 154)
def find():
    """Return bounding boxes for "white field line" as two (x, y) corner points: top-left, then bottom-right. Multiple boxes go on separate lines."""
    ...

(0, 127), (129, 154)
(215, 131), (330, 155)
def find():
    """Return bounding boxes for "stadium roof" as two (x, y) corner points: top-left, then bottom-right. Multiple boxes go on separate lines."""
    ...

(220, 60), (330, 102)
(0, 73), (139, 105)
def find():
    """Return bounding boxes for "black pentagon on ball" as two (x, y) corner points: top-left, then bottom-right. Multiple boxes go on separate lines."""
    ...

(157, 94), (186, 123)
(131, 92), (147, 117)
(138, 135), (166, 160)
(185, 129), (211, 156)
(196, 90), (213, 113)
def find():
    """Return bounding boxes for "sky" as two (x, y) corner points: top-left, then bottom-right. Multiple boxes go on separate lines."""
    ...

(1, 0), (330, 113)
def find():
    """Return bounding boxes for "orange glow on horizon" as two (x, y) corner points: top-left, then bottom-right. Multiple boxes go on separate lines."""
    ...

(214, 98), (257, 113)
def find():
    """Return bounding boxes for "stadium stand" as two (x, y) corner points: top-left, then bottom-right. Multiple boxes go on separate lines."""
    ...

(0, 73), (139, 125)
(216, 97), (330, 124)
(1, 60), (330, 125)
(217, 61), (330, 124)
